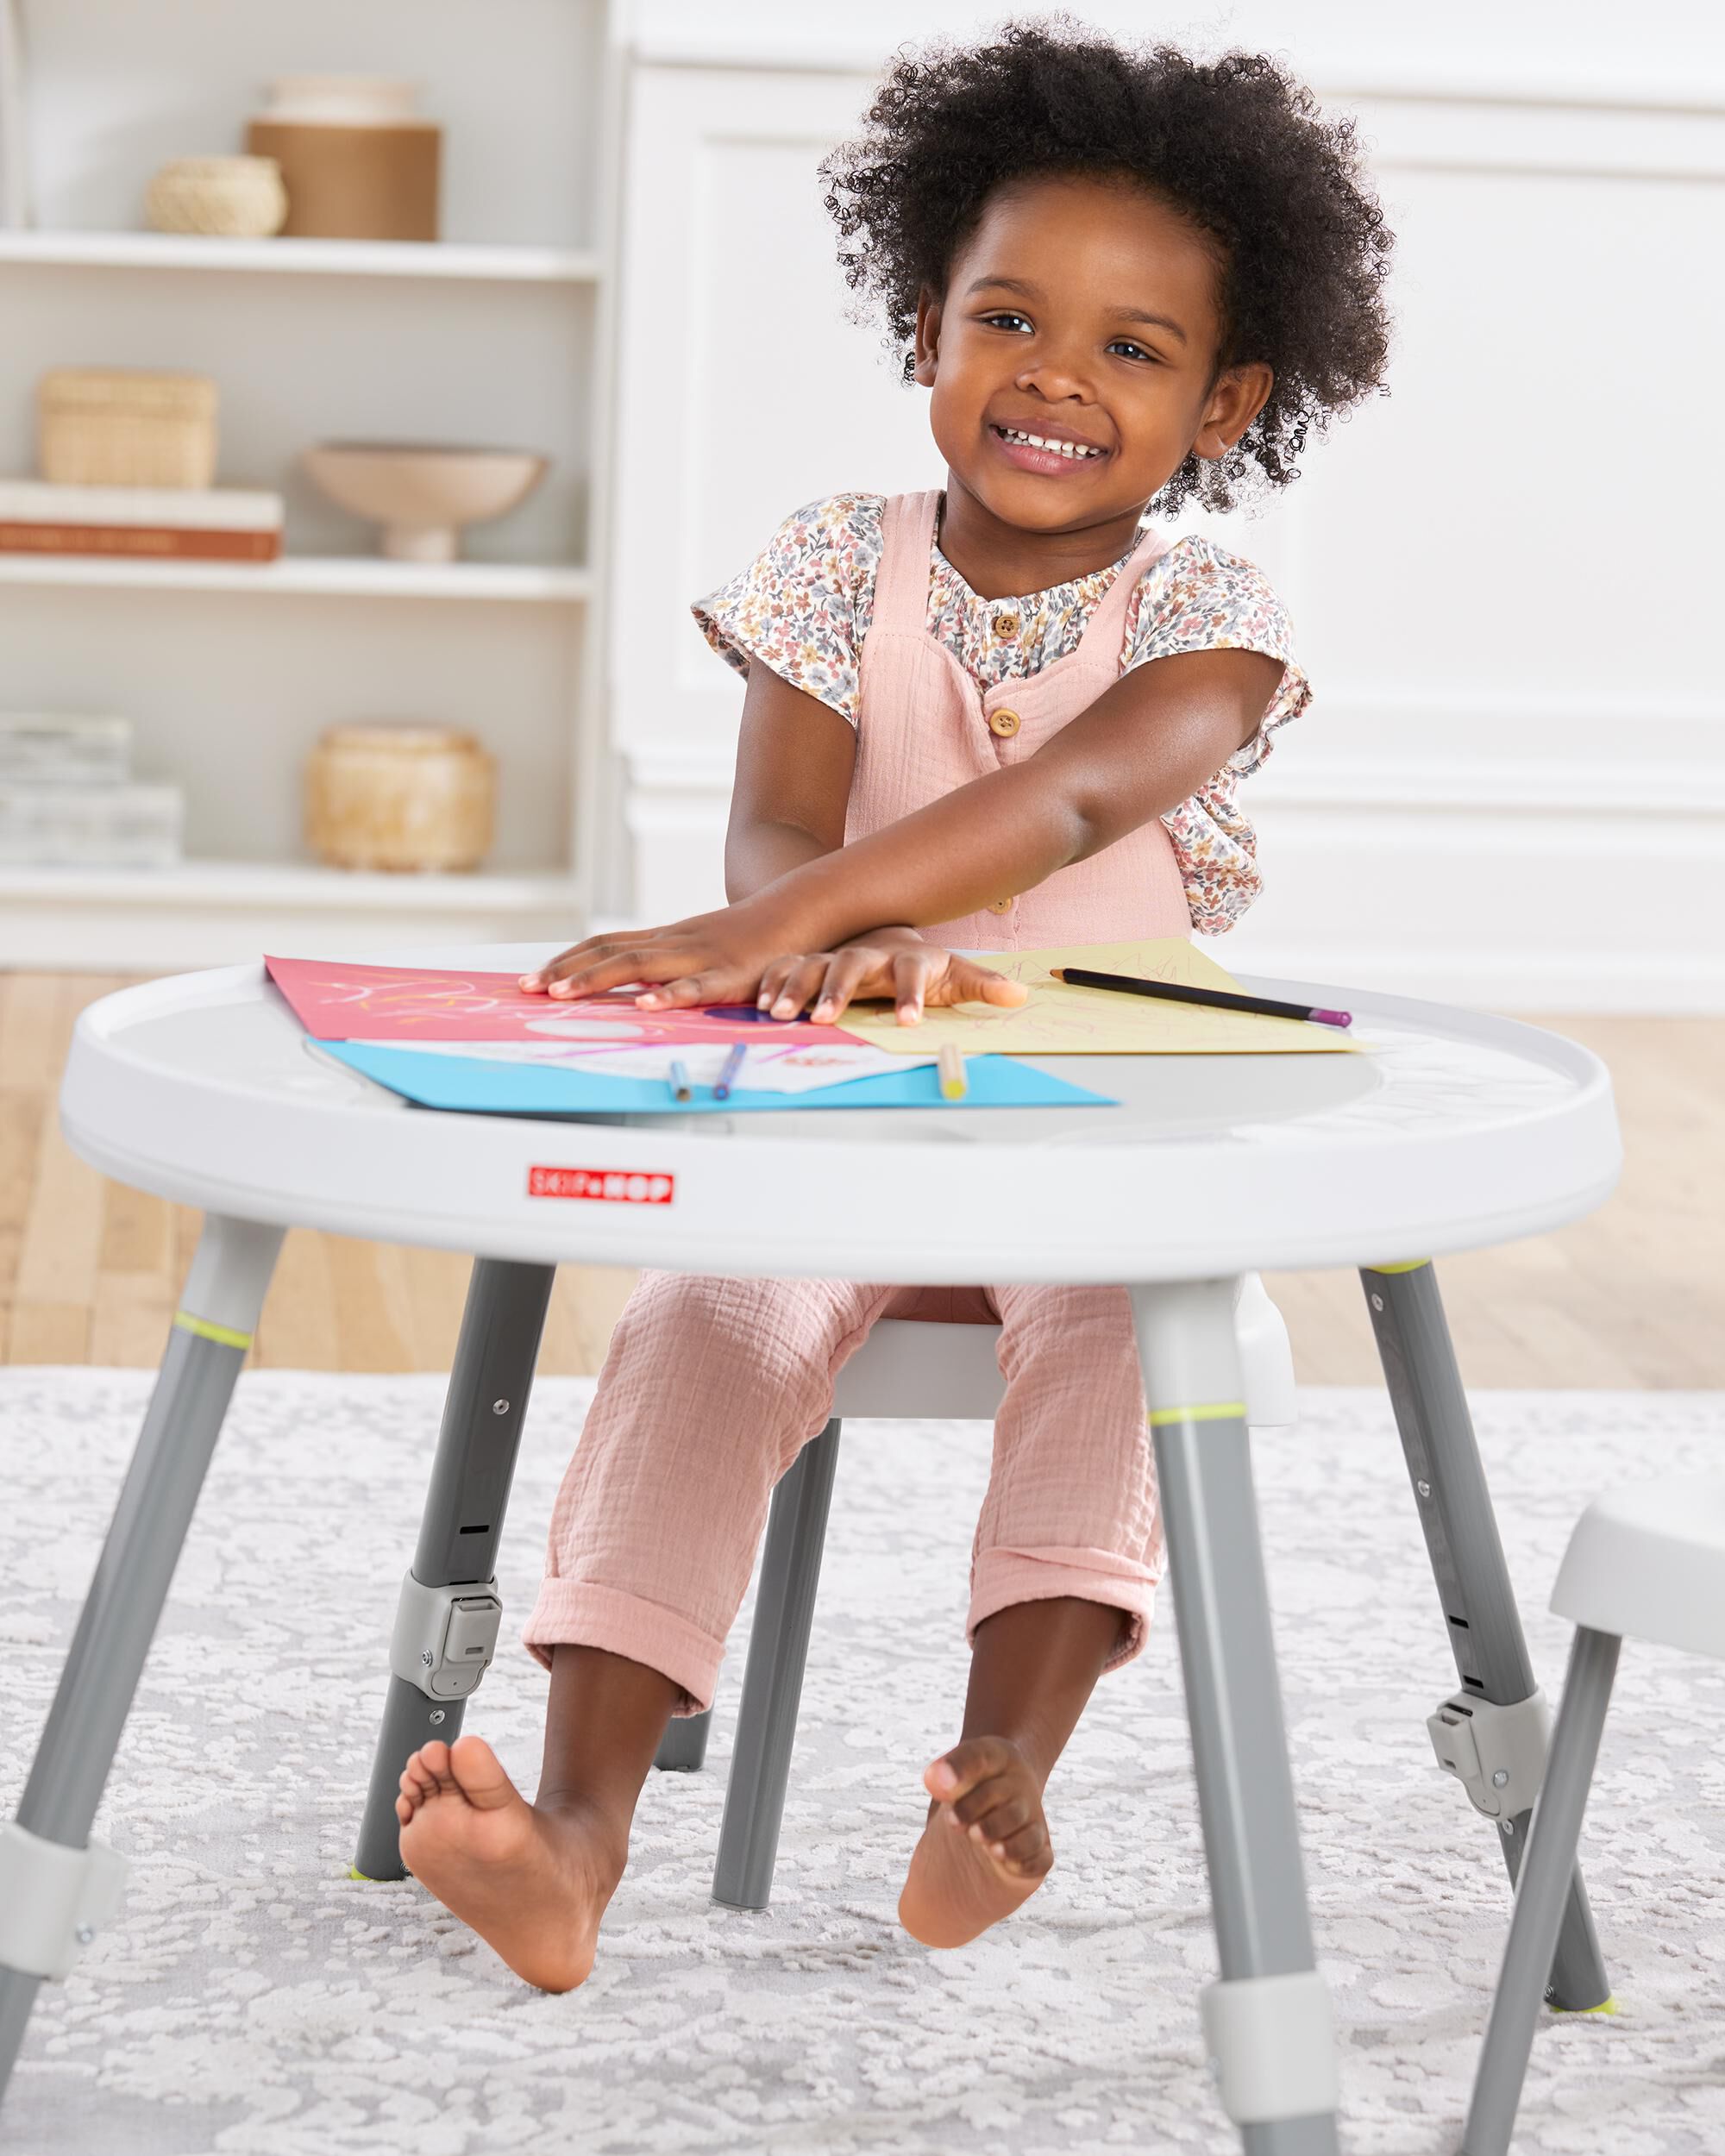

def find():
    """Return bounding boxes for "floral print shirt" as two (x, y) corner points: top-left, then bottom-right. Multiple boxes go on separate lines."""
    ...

(692, 491), (1311, 933)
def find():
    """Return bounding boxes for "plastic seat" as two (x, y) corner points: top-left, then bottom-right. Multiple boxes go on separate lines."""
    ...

(1462, 1471), (1725, 2153)
(655, 1273), (1298, 1909)
(1551, 1472), (1725, 1659)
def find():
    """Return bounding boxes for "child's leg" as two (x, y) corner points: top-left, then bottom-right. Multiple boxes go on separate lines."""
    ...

(398, 1269), (893, 1989)
(900, 1282), (1158, 1948)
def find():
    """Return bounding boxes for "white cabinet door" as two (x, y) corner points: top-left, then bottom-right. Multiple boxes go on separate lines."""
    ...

(610, 53), (1725, 1006)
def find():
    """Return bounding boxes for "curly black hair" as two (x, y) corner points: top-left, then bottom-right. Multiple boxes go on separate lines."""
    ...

(819, 16), (1395, 517)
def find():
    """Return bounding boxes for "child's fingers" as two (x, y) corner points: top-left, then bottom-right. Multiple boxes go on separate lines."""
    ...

(938, 957), (1029, 1008)
(544, 946), (686, 1000)
(756, 957), (798, 1010)
(891, 949), (939, 1023)
(636, 971), (737, 1010)
(522, 931), (655, 993)
(766, 957), (830, 1018)
(811, 948), (884, 1022)
(924, 1734), (1013, 1802)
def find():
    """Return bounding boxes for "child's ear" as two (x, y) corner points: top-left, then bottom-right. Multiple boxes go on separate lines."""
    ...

(912, 288), (942, 386)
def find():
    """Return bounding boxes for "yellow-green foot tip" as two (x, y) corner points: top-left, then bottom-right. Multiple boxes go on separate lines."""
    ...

(1552, 1993), (1618, 2016)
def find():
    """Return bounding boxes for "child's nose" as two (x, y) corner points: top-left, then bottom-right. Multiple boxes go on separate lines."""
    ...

(1013, 353), (1100, 405)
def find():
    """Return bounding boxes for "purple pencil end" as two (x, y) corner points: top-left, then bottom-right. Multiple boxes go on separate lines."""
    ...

(1311, 1007), (1352, 1029)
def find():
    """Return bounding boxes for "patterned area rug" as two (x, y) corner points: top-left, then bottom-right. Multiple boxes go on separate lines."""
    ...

(4, 1370), (1723, 2156)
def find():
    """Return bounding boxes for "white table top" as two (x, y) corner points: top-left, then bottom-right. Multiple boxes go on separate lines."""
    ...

(59, 943), (1621, 1284)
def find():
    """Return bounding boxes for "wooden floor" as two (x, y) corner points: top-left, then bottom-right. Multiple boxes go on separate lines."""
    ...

(2, 972), (1719, 1387)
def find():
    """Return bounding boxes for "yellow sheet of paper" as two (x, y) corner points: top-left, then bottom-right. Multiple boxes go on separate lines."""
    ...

(841, 938), (1359, 1056)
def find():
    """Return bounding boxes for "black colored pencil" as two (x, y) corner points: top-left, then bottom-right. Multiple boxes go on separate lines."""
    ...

(1050, 967), (1352, 1029)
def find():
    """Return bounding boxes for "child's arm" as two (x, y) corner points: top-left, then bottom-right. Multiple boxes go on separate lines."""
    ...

(531, 643), (1283, 1006)
(721, 661), (855, 896)
(717, 663), (1023, 1019)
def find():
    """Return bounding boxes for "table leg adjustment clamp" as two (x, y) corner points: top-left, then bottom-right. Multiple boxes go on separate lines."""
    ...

(388, 1570), (503, 1702)
(1427, 1688), (1550, 1819)
(1200, 1970), (1339, 2125)
(0, 1821), (129, 1981)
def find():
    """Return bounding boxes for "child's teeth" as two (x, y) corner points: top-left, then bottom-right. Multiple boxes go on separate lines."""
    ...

(1005, 427), (1096, 459)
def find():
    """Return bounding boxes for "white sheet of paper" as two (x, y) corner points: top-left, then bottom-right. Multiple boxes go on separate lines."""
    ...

(351, 1037), (938, 1094)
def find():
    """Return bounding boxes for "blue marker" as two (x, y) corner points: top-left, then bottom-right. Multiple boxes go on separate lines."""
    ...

(714, 1042), (748, 1100)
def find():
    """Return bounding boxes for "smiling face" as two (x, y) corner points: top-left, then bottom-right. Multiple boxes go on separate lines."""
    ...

(913, 172), (1272, 551)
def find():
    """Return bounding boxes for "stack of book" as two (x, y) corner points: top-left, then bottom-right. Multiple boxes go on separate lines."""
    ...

(0, 712), (185, 868)
(0, 481), (284, 563)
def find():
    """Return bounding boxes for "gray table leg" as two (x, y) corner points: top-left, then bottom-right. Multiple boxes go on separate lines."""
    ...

(1132, 1282), (1340, 2156)
(1462, 1626), (1620, 2156)
(352, 1257), (555, 1882)
(711, 1416), (842, 1912)
(0, 1213), (283, 2108)
(1360, 1263), (1612, 2012)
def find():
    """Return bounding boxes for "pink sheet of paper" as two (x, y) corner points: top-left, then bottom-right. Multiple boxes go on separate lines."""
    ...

(264, 956), (865, 1048)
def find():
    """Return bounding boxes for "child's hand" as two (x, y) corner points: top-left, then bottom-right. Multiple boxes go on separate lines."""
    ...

(521, 899), (803, 1007)
(756, 928), (1030, 1026)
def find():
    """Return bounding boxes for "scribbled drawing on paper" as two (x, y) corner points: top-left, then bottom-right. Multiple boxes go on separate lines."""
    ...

(839, 938), (1360, 1056)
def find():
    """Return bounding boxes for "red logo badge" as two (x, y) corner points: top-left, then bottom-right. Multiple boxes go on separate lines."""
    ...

(528, 1165), (675, 1206)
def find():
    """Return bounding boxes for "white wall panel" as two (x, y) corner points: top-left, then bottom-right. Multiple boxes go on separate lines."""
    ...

(606, 30), (1725, 1006)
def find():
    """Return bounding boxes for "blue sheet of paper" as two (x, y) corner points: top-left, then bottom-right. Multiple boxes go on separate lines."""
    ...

(323, 1042), (1116, 1115)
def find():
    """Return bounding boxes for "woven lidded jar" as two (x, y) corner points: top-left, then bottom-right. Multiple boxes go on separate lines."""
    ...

(246, 76), (440, 242)
(37, 368), (219, 490)
(304, 722), (494, 872)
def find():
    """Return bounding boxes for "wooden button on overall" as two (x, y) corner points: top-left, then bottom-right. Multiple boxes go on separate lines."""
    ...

(987, 897), (1013, 913)
(988, 707), (1021, 737)
(992, 611), (1019, 637)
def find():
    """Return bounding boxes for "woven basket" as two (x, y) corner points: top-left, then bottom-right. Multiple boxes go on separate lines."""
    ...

(38, 368), (218, 490)
(304, 722), (495, 873)
(145, 155), (287, 239)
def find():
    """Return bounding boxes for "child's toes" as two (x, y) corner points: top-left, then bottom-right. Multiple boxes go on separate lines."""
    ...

(416, 1740), (455, 1789)
(398, 1748), (442, 1803)
(924, 1734), (1014, 1803)
(964, 1789), (1032, 1847)
(990, 1820), (1053, 1877)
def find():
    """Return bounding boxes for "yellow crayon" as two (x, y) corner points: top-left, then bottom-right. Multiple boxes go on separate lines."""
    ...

(938, 1044), (968, 1101)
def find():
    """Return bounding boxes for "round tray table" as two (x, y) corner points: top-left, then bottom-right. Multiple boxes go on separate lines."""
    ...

(0, 943), (1624, 2153)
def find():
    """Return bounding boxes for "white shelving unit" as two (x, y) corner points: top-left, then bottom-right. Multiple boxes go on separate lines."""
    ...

(0, 555), (593, 601)
(0, 0), (626, 966)
(0, 230), (602, 281)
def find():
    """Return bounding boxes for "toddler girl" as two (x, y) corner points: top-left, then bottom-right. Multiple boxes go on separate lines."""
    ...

(394, 20), (1394, 1990)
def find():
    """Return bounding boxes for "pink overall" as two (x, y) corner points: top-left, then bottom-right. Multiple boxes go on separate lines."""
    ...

(523, 492), (1193, 1711)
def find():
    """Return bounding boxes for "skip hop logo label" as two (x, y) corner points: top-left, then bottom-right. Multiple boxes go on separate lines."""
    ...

(528, 1165), (675, 1205)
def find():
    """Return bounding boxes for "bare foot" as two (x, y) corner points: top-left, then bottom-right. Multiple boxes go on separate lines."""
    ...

(897, 1735), (1053, 1949)
(394, 1733), (624, 1992)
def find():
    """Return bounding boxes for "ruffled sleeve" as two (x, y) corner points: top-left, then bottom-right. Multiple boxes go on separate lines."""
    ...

(690, 492), (884, 726)
(1122, 537), (1314, 935)
(1122, 536), (1310, 773)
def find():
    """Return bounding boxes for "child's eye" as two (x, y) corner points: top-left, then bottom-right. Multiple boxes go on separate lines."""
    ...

(980, 312), (1032, 333)
(1109, 340), (1157, 364)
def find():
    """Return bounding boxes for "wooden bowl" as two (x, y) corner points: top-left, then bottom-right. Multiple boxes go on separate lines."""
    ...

(302, 442), (548, 561)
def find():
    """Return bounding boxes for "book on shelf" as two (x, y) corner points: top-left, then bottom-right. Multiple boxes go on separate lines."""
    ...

(0, 710), (182, 866)
(0, 481), (284, 562)
(0, 711), (131, 784)
(0, 780), (183, 868)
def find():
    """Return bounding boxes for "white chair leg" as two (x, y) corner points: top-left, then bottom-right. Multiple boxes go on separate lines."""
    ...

(1236, 1271), (1297, 1431)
